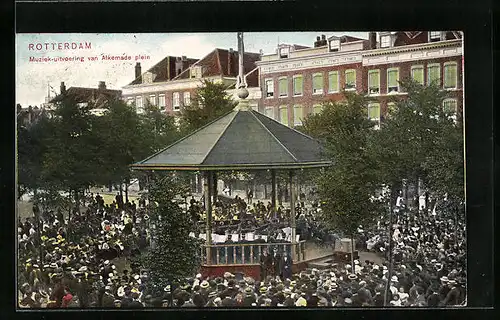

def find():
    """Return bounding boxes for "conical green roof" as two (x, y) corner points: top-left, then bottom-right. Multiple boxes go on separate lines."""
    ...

(131, 108), (332, 171)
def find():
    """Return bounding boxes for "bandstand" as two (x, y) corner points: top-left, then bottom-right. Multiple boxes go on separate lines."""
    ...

(131, 33), (332, 280)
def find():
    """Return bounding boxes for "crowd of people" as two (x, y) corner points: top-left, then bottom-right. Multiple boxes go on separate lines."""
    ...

(17, 189), (466, 308)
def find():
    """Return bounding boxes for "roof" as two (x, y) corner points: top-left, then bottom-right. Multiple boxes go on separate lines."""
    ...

(131, 107), (331, 171)
(172, 49), (261, 80)
(328, 35), (366, 43)
(129, 56), (199, 85)
(50, 87), (122, 108)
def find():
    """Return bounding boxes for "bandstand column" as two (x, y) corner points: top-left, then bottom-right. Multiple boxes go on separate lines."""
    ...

(289, 170), (297, 261)
(204, 171), (213, 265)
(271, 169), (277, 215)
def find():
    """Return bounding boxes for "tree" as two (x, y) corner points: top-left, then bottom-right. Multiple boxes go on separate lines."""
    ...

(303, 92), (383, 273)
(40, 97), (103, 211)
(17, 114), (52, 199)
(142, 173), (203, 299)
(178, 79), (237, 135)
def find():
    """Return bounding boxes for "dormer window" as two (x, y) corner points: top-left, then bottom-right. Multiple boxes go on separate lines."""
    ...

(429, 31), (442, 42)
(190, 66), (203, 78)
(279, 47), (290, 59)
(329, 39), (340, 52)
(142, 72), (154, 84)
(380, 35), (391, 48)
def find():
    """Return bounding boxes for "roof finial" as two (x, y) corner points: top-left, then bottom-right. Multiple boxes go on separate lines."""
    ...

(235, 32), (250, 110)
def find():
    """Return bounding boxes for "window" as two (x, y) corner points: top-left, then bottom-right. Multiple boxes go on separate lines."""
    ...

(411, 65), (425, 85)
(136, 96), (143, 109)
(380, 35), (391, 48)
(149, 94), (156, 106)
(312, 104), (322, 115)
(387, 68), (399, 93)
(429, 31), (442, 42)
(368, 69), (380, 94)
(386, 102), (396, 119)
(345, 69), (356, 90)
(368, 103), (381, 128)
(328, 71), (339, 93)
(279, 77), (288, 97)
(329, 39), (340, 52)
(183, 92), (191, 105)
(279, 106), (289, 126)
(293, 75), (303, 96)
(173, 92), (180, 110)
(293, 105), (303, 126)
(312, 73), (323, 94)
(443, 99), (458, 118)
(279, 47), (290, 59)
(126, 97), (134, 106)
(158, 94), (166, 108)
(427, 64), (441, 86)
(265, 107), (274, 119)
(443, 62), (458, 89)
(265, 79), (274, 98)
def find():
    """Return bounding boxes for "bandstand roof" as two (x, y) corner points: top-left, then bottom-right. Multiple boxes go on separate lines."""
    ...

(131, 106), (332, 171)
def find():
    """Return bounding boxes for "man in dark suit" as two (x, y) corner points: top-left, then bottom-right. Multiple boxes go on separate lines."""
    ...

(272, 248), (282, 278)
(280, 252), (293, 280)
(260, 248), (272, 281)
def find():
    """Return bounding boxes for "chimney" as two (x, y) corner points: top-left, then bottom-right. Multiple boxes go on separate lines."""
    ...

(369, 32), (377, 49)
(228, 49), (233, 75)
(314, 36), (320, 48)
(135, 62), (141, 79)
(98, 81), (106, 90)
(60, 82), (66, 94)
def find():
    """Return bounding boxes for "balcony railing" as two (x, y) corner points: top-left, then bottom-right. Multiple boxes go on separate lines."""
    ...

(200, 241), (306, 266)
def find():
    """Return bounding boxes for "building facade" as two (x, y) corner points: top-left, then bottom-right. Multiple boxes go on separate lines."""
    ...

(121, 49), (261, 116)
(49, 81), (123, 116)
(256, 31), (463, 127)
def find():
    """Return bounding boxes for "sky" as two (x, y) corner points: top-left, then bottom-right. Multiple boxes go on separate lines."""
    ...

(16, 32), (368, 107)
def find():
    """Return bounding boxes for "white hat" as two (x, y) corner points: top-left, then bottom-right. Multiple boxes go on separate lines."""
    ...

(382, 265), (388, 270)
(354, 260), (360, 265)
(108, 273), (114, 278)
(373, 265), (380, 270)
(391, 276), (398, 282)
(134, 275), (140, 280)
(196, 273), (202, 279)
(111, 265), (116, 270)
(345, 264), (351, 270)
(104, 260), (110, 265)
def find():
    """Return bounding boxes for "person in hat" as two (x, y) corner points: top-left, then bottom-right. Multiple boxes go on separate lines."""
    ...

(280, 252), (293, 280)
(441, 279), (461, 306)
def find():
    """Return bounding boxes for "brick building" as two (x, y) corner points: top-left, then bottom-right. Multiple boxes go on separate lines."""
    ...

(121, 49), (261, 116)
(256, 31), (463, 127)
(50, 81), (122, 116)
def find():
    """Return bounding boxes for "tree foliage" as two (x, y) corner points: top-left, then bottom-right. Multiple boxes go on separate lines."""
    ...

(303, 93), (383, 235)
(142, 173), (202, 297)
(178, 79), (237, 135)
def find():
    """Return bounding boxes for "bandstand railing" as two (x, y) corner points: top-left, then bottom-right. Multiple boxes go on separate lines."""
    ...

(200, 241), (306, 265)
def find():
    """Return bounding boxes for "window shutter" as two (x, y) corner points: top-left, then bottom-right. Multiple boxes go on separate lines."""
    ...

(294, 76), (303, 95)
(345, 70), (356, 86)
(444, 64), (457, 88)
(329, 72), (338, 92)
(280, 107), (288, 126)
(368, 103), (380, 119)
(293, 106), (303, 125)
(428, 65), (440, 85)
(388, 69), (398, 87)
(279, 78), (288, 95)
(412, 67), (424, 85)
(313, 74), (323, 91)
(369, 71), (379, 88)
